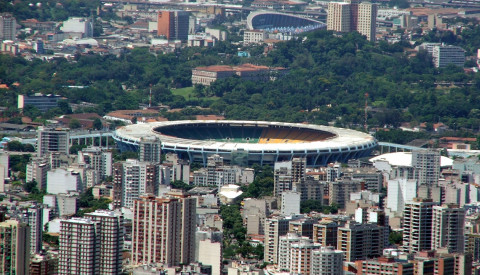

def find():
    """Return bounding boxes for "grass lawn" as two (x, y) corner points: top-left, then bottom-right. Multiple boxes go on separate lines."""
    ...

(171, 87), (195, 99)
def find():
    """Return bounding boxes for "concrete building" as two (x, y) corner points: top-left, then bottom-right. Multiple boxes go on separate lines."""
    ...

(402, 199), (439, 253)
(343, 167), (383, 192)
(327, 0), (377, 41)
(198, 239), (222, 275)
(432, 45), (465, 68)
(193, 155), (254, 187)
(165, 153), (190, 183)
(0, 13), (17, 41)
(281, 191), (300, 216)
(274, 158), (306, 197)
(26, 206), (43, 255)
(192, 64), (287, 86)
(131, 193), (196, 267)
(26, 157), (49, 190)
(30, 253), (58, 275)
(387, 178), (417, 214)
(36, 128), (69, 157)
(294, 177), (326, 202)
(355, 256), (414, 275)
(278, 233), (304, 271)
(432, 204), (465, 253)
(59, 218), (100, 274)
(112, 159), (161, 209)
(138, 137), (162, 163)
(18, 94), (64, 113)
(311, 246), (344, 275)
(84, 210), (124, 274)
(337, 221), (384, 262)
(357, 2), (377, 42)
(327, 3), (351, 32)
(0, 220), (30, 275)
(78, 146), (112, 180)
(313, 220), (339, 248)
(264, 215), (302, 264)
(157, 10), (190, 41)
(47, 168), (82, 194)
(0, 150), (8, 193)
(289, 240), (320, 274)
(329, 178), (363, 209)
(412, 150), (440, 185)
(244, 30), (266, 44)
(60, 17), (93, 38)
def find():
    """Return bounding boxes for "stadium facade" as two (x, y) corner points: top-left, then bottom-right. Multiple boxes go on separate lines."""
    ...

(113, 120), (377, 167)
(246, 11), (326, 31)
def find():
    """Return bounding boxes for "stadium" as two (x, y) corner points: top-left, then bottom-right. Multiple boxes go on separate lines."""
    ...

(113, 120), (377, 167)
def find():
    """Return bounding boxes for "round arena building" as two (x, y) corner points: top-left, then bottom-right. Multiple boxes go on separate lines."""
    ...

(113, 120), (377, 167)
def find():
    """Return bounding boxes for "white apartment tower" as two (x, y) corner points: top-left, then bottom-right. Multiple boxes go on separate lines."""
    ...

(432, 204), (465, 253)
(311, 246), (344, 275)
(131, 193), (196, 267)
(387, 178), (418, 213)
(402, 198), (439, 253)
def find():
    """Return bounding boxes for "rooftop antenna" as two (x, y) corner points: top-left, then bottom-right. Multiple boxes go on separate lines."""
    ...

(364, 92), (369, 132)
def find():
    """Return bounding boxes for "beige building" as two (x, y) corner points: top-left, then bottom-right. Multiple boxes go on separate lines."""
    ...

(327, 0), (377, 41)
(192, 64), (287, 86)
(0, 220), (30, 275)
(289, 240), (320, 274)
(313, 220), (339, 248)
(131, 192), (196, 267)
(243, 30), (266, 44)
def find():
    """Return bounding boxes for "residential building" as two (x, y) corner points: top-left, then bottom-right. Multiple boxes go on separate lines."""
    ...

(36, 128), (69, 157)
(0, 13), (17, 41)
(311, 246), (344, 275)
(243, 30), (266, 44)
(357, 2), (377, 42)
(27, 206), (43, 255)
(30, 253), (58, 275)
(327, 0), (377, 41)
(112, 159), (161, 209)
(343, 167), (383, 192)
(355, 256), (414, 275)
(289, 240), (320, 274)
(313, 219), (339, 248)
(412, 150), (440, 185)
(78, 146), (112, 180)
(26, 157), (50, 190)
(281, 191), (300, 215)
(337, 221), (384, 261)
(157, 10), (190, 41)
(0, 150), (8, 193)
(59, 218), (101, 274)
(432, 45), (465, 68)
(46, 168), (82, 194)
(18, 94), (64, 113)
(138, 137), (161, 163)
(432, 204), (465, 253)
(198, 239), (222, 275)
(278, 233), (304, 271)
(264, 215), (302, 264)
(84, 210), (124, 274)
(0, 220), (30, 274)
(329, 178), (363, 209)
(402, 198), (439, 253)
(327, 3), (351, 32)
(273, 158), (306, 197)
(386, 178), (417, 214)
(60, 17), (93, 38)
(131, 192), (196, 267)
(193, 154), (253, 186)
(165, 153), (190, 183)
(294, 177), (326, 202)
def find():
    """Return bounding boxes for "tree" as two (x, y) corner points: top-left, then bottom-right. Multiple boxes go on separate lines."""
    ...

(69, 119), (82, 129)
(93, 118), (103, 130)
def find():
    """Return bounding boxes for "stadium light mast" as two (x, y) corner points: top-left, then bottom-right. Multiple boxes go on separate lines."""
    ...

(364, 92), (369, 132)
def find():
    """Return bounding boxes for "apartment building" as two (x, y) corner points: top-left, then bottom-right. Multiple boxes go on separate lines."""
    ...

(0, 220), (30, 275)
(402, 198), (439, 253)
(36, 128), (70, 157)
(311, 246), (344, 275)
(432, 204), (465, 253)
(337, 221), (384, 262)
(131, 192), (196, 267)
